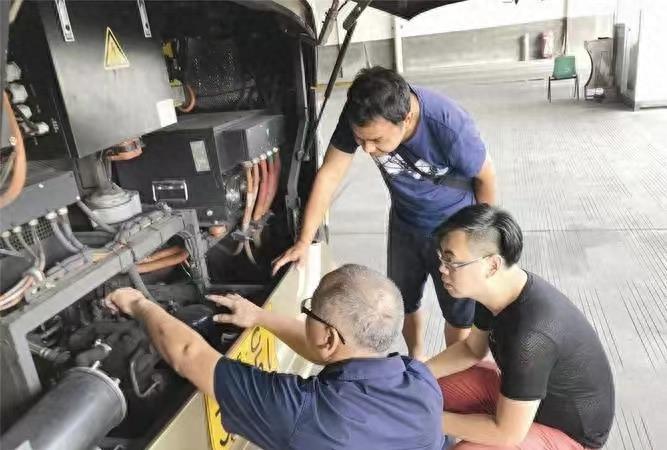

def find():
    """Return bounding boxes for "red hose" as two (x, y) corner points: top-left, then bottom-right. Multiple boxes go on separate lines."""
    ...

(0, 92), (27, 208)
(136, 249), (189, 273)
(265, 149), (281, 212)
(139, 245), (183, 264)
(178, 84), (196, 113)
(234, 163), (255, 255)
(252, 158), (269, 221)
(0, 277), (34, 311)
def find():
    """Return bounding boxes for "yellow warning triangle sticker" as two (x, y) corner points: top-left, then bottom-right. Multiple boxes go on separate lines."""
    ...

(104, 27), (130, 70)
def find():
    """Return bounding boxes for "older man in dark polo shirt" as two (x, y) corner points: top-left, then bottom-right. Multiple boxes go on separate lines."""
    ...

(105, 264), (447, 450)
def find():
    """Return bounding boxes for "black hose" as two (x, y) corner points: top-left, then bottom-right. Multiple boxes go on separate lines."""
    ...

(48, 218), (80, 254)
(76, 200), (116, 234)
(127, 266), (156, 302)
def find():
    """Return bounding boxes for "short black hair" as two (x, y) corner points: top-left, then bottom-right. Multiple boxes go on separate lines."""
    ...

(436, 204), (523, 266)
(346, 66), (411, 127)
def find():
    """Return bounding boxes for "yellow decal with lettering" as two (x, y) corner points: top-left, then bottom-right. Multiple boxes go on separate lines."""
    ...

(104, 27), (130, 70)
(205, 322), (278, 449)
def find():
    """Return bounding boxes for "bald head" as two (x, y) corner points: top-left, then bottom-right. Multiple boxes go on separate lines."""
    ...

(312, 264), (403, 353)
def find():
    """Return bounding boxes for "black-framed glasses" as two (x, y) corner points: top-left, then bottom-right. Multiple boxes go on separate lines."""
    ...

(436, 250), (494, 272)
(300, 298), (346, 345)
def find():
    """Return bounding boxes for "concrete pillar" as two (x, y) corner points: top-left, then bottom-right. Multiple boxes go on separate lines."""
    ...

(393, 17), (404, 74)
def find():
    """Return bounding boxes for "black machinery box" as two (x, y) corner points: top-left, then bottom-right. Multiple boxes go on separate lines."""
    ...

(116, 111), (285, 225)
(9, 1), (175, 159)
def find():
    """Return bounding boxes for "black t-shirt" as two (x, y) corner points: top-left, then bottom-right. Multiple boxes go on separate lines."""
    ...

(474, 272), (615, 448)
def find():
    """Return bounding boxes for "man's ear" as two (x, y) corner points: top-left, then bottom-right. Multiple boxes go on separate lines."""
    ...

(404, 111), (413, 127)
(323, 326), (341, 354)
(487, 255), (502, 278)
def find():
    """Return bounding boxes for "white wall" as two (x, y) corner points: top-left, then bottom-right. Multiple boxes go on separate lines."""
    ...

(312, 0), (617, 45)
(633, 0), (667, 105)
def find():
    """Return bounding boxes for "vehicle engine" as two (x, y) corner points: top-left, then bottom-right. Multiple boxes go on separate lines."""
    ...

(0, 1), (318, 449)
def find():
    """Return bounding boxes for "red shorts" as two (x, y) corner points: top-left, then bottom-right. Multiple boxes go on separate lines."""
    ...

(438, 362), (590, 450)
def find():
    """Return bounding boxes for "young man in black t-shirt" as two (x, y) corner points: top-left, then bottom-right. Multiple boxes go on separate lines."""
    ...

(427, 204), (614, 449)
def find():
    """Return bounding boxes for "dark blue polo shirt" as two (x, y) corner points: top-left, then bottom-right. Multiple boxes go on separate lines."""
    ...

(214, 353), (448, 450)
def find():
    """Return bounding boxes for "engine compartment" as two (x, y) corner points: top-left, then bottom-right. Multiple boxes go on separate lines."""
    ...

(0, 1), (317, 449)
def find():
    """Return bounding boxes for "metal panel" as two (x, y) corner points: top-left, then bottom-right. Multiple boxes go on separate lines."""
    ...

(0, 161), (80, 232)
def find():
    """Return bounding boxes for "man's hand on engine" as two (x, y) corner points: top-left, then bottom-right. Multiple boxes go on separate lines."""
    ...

(105, 287), (147, 317)
(208, 294), (263, 329)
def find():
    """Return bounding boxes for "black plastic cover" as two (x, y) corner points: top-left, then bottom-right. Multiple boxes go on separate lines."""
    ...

(354, 0), (469, 20)
(11, 1), (175, 159)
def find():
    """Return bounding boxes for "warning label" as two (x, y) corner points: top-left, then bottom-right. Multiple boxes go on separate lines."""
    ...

(104, 27), (130, 70)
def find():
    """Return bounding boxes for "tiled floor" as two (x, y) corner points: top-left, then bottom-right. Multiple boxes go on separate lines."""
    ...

(321, 64), (667, 449)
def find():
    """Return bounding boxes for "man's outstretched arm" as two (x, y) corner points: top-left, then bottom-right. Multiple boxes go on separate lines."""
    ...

(105, 288), (221, 397)
(209, 294), (326, 365)
(474, 154), (497, 205)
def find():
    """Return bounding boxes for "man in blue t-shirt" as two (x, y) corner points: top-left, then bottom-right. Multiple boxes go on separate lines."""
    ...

(274, 67), (497, 360)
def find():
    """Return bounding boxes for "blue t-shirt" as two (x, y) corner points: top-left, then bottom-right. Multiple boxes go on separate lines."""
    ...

(214, 353), (448, 450)
(331, 86), (487, 235)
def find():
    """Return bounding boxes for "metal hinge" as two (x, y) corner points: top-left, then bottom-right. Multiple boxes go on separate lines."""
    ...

(54, 0), (75, 42)
(137, 0), (152, 38)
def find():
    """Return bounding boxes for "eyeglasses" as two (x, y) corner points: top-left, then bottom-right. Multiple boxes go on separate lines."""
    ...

(300, 297), (346, 345)
(436, 250), (494, 272)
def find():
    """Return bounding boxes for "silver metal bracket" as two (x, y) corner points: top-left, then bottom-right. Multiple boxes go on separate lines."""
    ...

(137, 0), (152, 38)
(54, 0), (75, 42)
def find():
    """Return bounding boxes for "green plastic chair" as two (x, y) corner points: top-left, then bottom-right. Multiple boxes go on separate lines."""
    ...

(548, 55), (579, 102)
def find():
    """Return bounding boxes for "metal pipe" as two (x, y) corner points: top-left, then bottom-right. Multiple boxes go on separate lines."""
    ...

(0, 367), (127, 450)
(47, 212), (80, 254)
(29, 219), (45, 268)
(12, 225), (36, 259)
(75, 341), (112, 367)
(28, 339), (71, 365)
(129, 351), (161, 398)
(1, 230), (17, 252)
(58, 207), (86, 250)
(76, 200), (116, 234)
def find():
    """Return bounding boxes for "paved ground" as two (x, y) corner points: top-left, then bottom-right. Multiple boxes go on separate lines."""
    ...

(319, 62), (667, 449)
